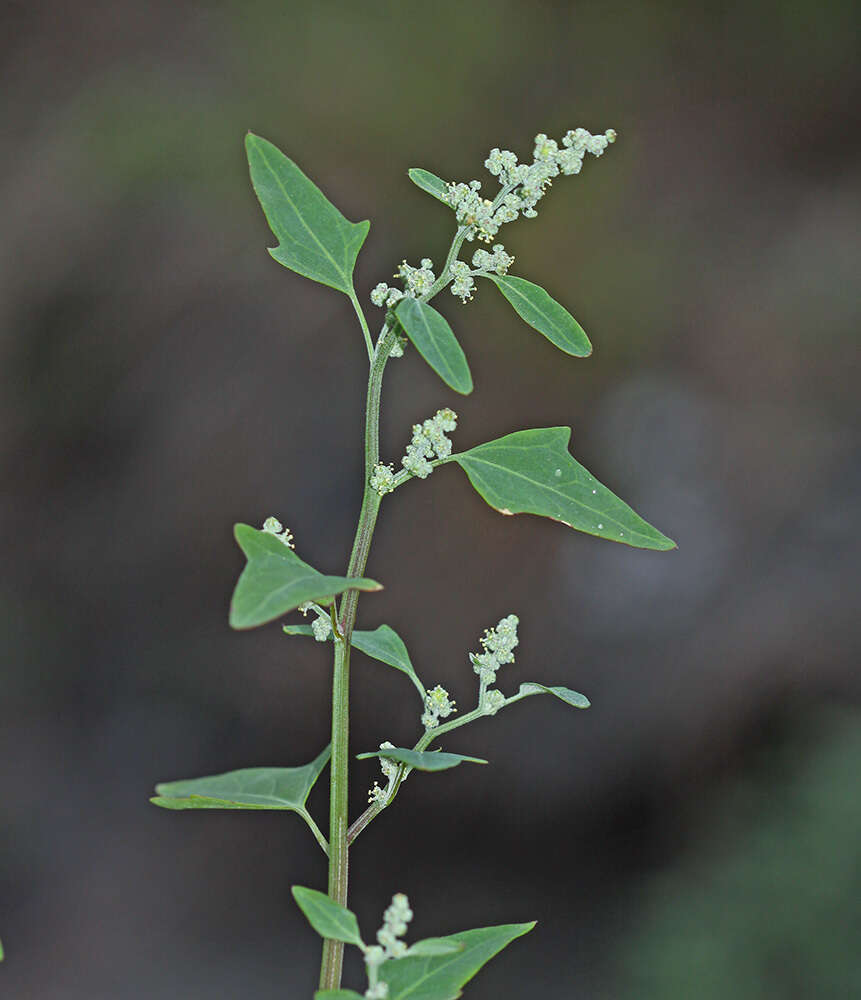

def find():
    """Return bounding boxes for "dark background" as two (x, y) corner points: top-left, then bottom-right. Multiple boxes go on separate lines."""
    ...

(2, 1), (859, 997)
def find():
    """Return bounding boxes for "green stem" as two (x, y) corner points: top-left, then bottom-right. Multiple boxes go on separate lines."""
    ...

(318, 321), (398, 992)
(319, 217), (471, 986)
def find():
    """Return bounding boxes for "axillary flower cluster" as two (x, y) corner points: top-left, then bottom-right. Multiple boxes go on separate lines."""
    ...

(362, 893), (414, 999)
(420, 613), (520, 734)
(370, 127), (615, 309)
(367, 614), (521, 808)
(370, 407), (457, 494)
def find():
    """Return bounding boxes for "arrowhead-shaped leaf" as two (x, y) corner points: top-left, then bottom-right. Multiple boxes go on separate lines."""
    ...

(519, 683), (590, 709)
(357, 748), (487, 772)
(151, 745), (330, 811)
(292, 886), (364, 948)
(315, 992), (364, 1000)
(284, 623), (426, 700)
(379, 922), (535, 1000)
(395, 298), (473, 395)
(452, 427), (676, 550)
(487, 275), (592, 356)
(230, 524), (381, 629)
(408, 168), (451, 206)
(246, 133), (369, 295)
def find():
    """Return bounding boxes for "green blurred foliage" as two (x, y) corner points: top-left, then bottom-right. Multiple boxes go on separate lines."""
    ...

(618, 711), (861, 998)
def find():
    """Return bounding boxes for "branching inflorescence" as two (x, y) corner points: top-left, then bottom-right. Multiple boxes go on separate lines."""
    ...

(150, 125), (674, 999)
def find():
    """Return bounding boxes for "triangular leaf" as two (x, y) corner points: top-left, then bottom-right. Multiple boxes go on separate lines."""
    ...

(315, 992), (365, 1000)
(284, 623), (426, 700)
(519, 683), (590, 709)
(452, 427), (676, 551)
(395, 298), (473, 395)
(230, 524), (381, 629)
(379, 922), (535, 1000)
(357, 748), (487, 772)
(408, 168), (450, 206)
(488, 275), (592, 356)
(292, 886), (364, 948)
(246, 133), (369, 295)
(152, 745), (330, 811)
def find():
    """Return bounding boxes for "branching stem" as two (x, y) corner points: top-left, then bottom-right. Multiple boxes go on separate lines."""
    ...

(319, 218), (468, 989)
(318, 319), (397, 991)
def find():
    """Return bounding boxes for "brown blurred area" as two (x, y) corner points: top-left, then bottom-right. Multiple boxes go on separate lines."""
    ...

(1, 1), (859, 997)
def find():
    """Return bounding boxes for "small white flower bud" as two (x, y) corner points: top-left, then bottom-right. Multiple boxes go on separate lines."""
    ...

(370, 463), (397, 496)
(371, 282), (390, 307)
(482, 689), (506, 715)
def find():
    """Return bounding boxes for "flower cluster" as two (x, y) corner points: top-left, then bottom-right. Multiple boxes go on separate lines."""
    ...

(262, 515), (294, 549)
(297, 602), (333, 641)
(311, 613), (331, 642)
(470, 614), (519, 715)
(376, 893), (413, 959)
(365, 980), (388, 1000)
(370, 462), (397, 496)
(449, 127), (616, 242)
(370, 258), (436, 309)
(401, 408), (457, 479)
(362, 894), (415, 998)
(421, 684), (456, 730)
(368, 741), (401, 805)
(448, 243), (514, 302)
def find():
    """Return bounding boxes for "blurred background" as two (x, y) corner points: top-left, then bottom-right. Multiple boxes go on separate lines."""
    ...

(1, 1), (859, 996)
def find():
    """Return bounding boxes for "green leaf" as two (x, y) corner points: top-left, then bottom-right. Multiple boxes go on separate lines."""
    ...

(245, 132), (369, 295)
(0, 937), (4, 961)
(151, 744), (330, 812)
(379, 923), (535, 1000)
(357, 748), (487, 772)
(395, 298), (473, 395)
(284, 623), (426, 700)
(406, 938), (465, 957)
(230, 524), (381, 629)
(408, 168), (450, 205)
(292, 886), (364, 948)
(487, 275), (592, 356)
(315, 992), (365, 1000)
(452, 427), (676, 551)
(519, 683), (591, 709)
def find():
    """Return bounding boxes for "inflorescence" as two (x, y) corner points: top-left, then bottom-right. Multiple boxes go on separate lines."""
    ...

(262, 515), (294, 549)
(471, 614), (520, 715)
(371, 407), (457, 494)
(297, 602), (333, 641)
(370, 127), (615, 311)
(363, 894), (415, 998)
(421, 684), (457, 730)
(368, 741), (402, 806)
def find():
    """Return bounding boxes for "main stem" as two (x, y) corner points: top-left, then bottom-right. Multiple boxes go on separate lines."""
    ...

(319, 321), (397, 991)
